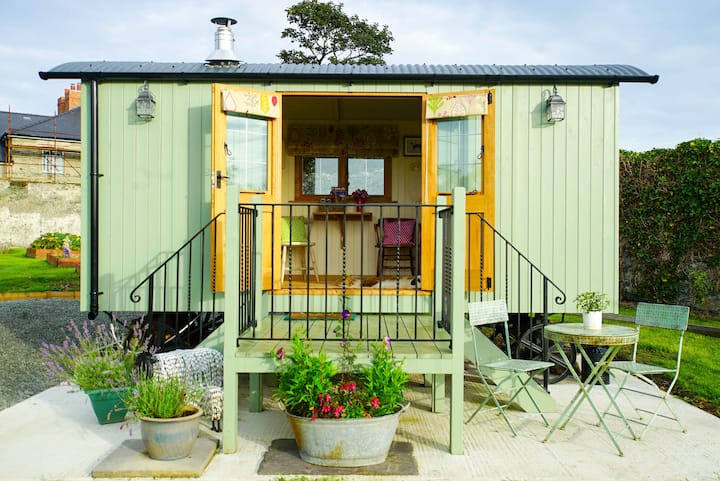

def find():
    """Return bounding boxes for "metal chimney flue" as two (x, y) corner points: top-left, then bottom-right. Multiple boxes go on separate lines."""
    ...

(206, 17), (241, 66)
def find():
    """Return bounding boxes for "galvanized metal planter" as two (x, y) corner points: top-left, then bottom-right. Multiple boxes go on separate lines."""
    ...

(286, 403), (409, 467)
(139, 406), (202, 460)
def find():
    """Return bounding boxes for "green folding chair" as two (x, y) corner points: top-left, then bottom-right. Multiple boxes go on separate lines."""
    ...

(603, 302), (690, 439)
(465, 300), (554, 435)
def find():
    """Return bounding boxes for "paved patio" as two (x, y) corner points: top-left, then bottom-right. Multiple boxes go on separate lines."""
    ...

(1, 373), (719, 481)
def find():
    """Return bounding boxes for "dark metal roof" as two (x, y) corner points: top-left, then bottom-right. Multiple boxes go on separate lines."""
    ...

(0, 111), (52, 138)
(39, 62), (658, 84)
(1, 108), (80, 141)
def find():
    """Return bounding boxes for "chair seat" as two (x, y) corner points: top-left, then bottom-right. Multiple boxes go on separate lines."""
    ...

(484, 359), (554, 373)
(610, 360), (675, 376)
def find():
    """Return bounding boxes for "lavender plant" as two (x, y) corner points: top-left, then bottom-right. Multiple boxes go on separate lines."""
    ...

(39, 316), (151, 392)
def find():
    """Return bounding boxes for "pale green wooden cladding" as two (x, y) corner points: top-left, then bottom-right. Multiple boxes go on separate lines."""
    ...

(80, 79), (620, 313)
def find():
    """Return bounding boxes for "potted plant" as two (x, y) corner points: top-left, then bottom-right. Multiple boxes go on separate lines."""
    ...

(40, 317), (150, 424)
(351, 188), (369, 211)
(574, 291), (610, 329)
(272, 321), (409, 467)
(121, 374), (203, 460)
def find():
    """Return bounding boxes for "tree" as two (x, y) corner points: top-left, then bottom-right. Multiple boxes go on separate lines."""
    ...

(278, 0), (394, 65)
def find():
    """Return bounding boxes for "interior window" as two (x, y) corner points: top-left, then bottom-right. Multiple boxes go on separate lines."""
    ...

(296, 156), (391, 201)
(226, 114), (268, 191)
(436, 117), (482, 193)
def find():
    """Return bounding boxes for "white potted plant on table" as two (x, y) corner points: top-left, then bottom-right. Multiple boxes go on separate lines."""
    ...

(574, 291), (610, 329)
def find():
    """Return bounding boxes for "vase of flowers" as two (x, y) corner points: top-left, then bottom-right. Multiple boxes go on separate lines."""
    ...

(40, 317), (151, 424)
(273, 323), (409, 467)
(351, 188), (369, 212)
(121, 375), (203, 460)
(575, 291), (610, 329)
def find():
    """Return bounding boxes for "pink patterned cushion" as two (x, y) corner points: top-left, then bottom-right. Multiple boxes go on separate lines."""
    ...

(381, 218), (416, 246)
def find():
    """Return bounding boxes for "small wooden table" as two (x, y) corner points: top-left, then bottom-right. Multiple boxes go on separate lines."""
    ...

(543, 323), (638, 456)
(312, 209), (373, 248)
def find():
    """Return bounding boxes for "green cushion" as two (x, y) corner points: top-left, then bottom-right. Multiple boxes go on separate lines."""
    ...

(281, 217), (308, 243)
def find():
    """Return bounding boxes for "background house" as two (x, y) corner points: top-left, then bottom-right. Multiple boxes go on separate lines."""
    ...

(0, 85), (81, 247)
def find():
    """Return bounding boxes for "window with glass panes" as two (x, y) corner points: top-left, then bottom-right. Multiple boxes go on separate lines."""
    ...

(295, 156), (391, 201)
(436, 116), (482, 193)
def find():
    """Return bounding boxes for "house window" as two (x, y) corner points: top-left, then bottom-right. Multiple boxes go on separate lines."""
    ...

(436, 117), (482, 193)
(42, 150), (64, 174)
(225, 114), (268, 191)
(295, 156), (391, 201)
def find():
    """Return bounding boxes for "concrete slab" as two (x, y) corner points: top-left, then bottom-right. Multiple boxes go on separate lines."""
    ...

(258, 439), (418, 476)
(91, 437), (218, 478)
(2, 375), (720, 481)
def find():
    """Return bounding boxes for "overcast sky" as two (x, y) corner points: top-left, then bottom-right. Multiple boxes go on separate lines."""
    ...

(1, 0), (717, 152)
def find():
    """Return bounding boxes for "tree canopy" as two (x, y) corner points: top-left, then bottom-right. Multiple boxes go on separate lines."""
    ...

(278, 0), (394, 65)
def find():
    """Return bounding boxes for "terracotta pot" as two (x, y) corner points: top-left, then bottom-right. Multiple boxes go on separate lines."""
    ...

(139, 406), (202, 460)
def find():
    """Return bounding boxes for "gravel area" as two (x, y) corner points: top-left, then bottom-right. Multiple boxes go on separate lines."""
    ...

(0, 299), (133, 411)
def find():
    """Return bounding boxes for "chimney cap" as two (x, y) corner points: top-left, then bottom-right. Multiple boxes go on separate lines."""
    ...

(206, 17), (241, 66)
(211, 17), (237, 27)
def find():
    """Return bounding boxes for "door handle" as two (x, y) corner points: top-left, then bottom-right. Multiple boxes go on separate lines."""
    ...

(216, 170), (229, 189)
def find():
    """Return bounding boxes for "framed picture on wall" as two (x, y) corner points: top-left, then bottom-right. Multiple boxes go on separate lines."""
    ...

(403, 136), (421, 156)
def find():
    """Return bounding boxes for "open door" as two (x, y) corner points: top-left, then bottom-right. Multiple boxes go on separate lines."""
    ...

(423, 90), (496, 292)
(211, 84), (281, 291)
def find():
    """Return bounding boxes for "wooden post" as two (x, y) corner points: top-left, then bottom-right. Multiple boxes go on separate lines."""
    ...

(222, 185), (240, 453)
(449, 186), (466, 454)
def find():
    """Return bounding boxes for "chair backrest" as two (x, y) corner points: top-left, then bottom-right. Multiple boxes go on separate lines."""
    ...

(378, 218), (416, 246)
(468, 300), (512, 358)
(633, 302), (689, 368)
(635, 302), (690, 331)
(280, 216), (309, 243)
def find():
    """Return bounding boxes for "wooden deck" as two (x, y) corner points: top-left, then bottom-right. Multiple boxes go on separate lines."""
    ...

(234, 313), (453, 374)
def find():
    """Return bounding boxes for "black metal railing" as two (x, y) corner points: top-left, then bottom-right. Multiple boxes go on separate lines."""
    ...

(234, 201), (445, 343)
(129, 213), (225, 350)
(466, 212), (566, 386)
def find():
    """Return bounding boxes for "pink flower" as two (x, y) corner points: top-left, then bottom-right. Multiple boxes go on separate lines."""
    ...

(276, 347), (284, 360)
(384, 336), (392, 349)
(371, 397), (380, 409)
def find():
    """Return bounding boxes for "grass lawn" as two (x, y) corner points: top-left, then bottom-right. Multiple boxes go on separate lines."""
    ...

(0, 248), (80, 293)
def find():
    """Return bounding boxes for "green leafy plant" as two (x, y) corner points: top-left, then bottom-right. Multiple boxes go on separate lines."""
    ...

(574, 291), (610, 313)
(122, 375), (201, 419)
(39, 317), (151, 391)
(30, 232), (81, 250)
(273, 319), (408, 419)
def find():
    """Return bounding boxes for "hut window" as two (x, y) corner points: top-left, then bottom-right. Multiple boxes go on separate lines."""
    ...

(436, 117), (482, 193)
(225, 114), (268, 191)
(295, 155), (391, 201)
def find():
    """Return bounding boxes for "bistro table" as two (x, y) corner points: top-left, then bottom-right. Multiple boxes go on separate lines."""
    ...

(542, 323), (639, 456)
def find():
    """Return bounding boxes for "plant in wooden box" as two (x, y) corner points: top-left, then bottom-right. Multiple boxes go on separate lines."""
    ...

(272, 314), (409, 467)
(40, 317), (151, 424)
(121, 374), (203, 460)
(575, 291), (610, 329)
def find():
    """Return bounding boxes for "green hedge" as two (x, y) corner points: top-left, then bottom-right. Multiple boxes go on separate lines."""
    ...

(29, 232), (81, 251)
(620, 139), (719, 307)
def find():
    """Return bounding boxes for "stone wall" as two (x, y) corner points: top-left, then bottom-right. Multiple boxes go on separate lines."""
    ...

(0, 180), (80, 247)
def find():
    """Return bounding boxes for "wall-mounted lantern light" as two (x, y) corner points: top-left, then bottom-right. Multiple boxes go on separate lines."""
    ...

(546, 85), (566, 122)
(135, 81), (156, 119)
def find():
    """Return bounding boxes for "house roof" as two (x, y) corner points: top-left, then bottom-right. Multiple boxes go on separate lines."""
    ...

(0, 111), (52, 138)
(0, 108), (80, 141)
(39, 62), (659, 84)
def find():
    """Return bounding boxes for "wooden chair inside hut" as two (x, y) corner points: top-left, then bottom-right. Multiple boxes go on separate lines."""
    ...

(465, 300), (554, 436)
(374, 218), (417, 277)
(602, 302), (690, 440)
(280, 216), (319, 284)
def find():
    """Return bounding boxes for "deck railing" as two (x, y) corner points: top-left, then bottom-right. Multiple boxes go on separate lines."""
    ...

(230, 201), (449, 343)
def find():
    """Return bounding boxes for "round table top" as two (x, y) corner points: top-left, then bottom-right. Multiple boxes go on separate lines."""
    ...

(543, 323), (638, 346)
